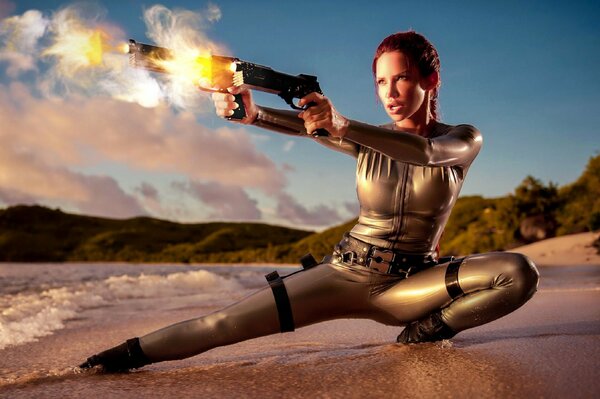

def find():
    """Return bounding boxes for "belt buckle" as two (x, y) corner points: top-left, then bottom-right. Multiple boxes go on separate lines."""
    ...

(341, 251), (357, 265)
(367, 248), (395, 273)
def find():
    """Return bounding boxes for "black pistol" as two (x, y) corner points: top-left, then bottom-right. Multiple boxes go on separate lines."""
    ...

(128, 40), (328, 137)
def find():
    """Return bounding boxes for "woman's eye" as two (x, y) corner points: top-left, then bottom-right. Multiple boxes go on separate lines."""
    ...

(376, 79), (386, 86)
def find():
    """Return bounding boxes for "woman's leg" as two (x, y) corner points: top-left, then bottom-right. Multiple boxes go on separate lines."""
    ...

(372, 252), (539, 341)
(438, 252), (539, 331)
(134, 262), (383, 363)
(82, 263), (365, 370)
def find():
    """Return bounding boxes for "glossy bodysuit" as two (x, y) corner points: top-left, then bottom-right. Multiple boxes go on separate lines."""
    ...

(138, 107), (539, 362)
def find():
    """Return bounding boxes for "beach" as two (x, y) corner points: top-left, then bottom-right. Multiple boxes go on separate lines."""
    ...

(0, 233), (599, 398)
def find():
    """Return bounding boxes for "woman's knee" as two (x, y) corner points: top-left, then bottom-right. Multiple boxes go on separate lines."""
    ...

(490, 252), (539, 301)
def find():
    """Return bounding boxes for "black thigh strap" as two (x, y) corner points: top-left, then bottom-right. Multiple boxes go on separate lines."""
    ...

(265, 271), (295, 332)
(445, 258), (465, 299)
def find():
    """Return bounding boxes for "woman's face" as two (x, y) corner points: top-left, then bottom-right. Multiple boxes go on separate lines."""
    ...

(376, 51), (430, 125)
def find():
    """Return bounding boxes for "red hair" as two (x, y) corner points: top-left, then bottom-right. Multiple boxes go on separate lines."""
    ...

(372, 31), (441, 121)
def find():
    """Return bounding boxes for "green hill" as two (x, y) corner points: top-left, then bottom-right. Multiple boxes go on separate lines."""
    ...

(0, 205), (313, 262)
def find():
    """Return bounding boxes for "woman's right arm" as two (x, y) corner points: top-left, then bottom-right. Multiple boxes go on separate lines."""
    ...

(211, 89), (359, 158)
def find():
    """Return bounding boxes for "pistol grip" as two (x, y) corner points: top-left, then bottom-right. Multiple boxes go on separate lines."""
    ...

(226, 93), (246, 120)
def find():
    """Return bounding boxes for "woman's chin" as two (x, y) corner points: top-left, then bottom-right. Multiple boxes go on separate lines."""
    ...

(387, 113), (406, 122)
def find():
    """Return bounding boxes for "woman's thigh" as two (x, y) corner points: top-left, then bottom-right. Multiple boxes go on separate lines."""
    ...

(369, 252), (538, 325)
(369, 262), (452, 324)
(285, 261), (392, 327)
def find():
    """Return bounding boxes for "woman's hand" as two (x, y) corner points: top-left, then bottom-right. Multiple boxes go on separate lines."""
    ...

(211, 86), (258, 125)
(297, 92), (349, 138)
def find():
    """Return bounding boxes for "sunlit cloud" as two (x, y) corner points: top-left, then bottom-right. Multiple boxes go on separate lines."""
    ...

(275, 192), (343, 226)
(174, 180), (261, 220)
(0, 83), (287, 192)
(0, 144), (145, 218)
(0, 82), (288, 218)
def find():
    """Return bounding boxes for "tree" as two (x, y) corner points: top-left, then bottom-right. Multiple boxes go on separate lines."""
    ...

(557, 154), (600, 234)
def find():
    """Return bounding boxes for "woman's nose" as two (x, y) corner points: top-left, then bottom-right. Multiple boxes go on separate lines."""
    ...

(386, 84), (398, 99)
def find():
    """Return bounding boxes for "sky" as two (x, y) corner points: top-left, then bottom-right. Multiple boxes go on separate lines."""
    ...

(0, 0), (598, 230)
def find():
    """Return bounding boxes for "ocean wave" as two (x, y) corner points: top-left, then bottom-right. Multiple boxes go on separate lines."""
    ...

(0, 269), (242, 350)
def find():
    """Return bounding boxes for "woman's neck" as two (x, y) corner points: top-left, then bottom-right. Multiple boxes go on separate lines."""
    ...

(394, 114), (436, 137)
(393, 96), (435, 136)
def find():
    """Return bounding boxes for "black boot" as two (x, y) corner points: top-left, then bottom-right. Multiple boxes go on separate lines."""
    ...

(79, 337), (151, 372)
(397, 311), (456, 344)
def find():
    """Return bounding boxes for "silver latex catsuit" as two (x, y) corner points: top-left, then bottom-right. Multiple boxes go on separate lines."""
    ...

(139, 107), (539, 362)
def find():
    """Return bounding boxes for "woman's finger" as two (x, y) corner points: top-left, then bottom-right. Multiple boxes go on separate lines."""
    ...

(298, 92), (325, 107)
(304, 115), (332, 135)
(216, 108), (234, 117)
(215, 100), (238, 110)
(211, 92), (229, 102)
(303, 110), (331, 123)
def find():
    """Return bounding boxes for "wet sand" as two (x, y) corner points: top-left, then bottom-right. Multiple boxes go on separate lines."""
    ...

(1, 262), (598, 399)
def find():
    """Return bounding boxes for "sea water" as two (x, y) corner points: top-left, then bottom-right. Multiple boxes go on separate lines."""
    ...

(0, 263), (295, 351)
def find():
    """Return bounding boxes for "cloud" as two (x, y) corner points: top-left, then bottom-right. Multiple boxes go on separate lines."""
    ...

(282, 140), (295, 152)
(0, 83), (287, 193)
(205, 3), (222, 23)
(76, 174), (147, 218)
(275, 192), (343, 227)
(0, 82), (286, 219)
(174, 180), (261, 220)
(344, 200), (359, 216)
(136, 182), (159, 201)
(0, 144), (145, 218)
(0, 1), (15, 19)
(0, 9), (49, 76)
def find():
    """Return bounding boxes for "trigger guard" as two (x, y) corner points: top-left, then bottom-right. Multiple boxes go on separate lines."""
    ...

(279, 94), (306, 111)
(289, 103), (306, 111)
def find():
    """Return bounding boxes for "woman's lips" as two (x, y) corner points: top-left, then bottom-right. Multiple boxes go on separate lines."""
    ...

(387, 104), (404, 113)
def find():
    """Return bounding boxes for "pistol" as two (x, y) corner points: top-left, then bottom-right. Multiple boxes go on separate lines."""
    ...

(128, 40), (328, 137)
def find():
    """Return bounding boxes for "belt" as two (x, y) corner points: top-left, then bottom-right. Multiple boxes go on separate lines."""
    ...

(333, 233), (437, 277)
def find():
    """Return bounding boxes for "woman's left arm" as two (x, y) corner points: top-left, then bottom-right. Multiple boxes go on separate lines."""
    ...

(298, 93), (482, 167)
(344, 121), (483, 167)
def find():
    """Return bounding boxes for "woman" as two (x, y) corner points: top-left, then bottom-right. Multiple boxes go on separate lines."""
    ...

(80, 31), (539, 371)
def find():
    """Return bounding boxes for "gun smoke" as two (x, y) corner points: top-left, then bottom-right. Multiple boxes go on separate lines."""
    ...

(0, 3), (225, 109)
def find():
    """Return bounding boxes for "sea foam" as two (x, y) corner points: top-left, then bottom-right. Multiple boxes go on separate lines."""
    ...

(0, 269), (242, 350)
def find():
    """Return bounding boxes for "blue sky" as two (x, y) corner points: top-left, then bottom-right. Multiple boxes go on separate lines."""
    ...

(1, 0), (598, 230)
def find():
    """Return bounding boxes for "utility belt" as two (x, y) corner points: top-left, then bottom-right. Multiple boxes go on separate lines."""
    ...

(334, 233), (438, 278)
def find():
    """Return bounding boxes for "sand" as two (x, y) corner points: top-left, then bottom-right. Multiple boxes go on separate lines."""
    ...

(513, 231), (600, 266)
(0, 233), (599, 398)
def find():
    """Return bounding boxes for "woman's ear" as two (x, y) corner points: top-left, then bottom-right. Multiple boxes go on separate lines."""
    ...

(423, 71), (440, 91)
